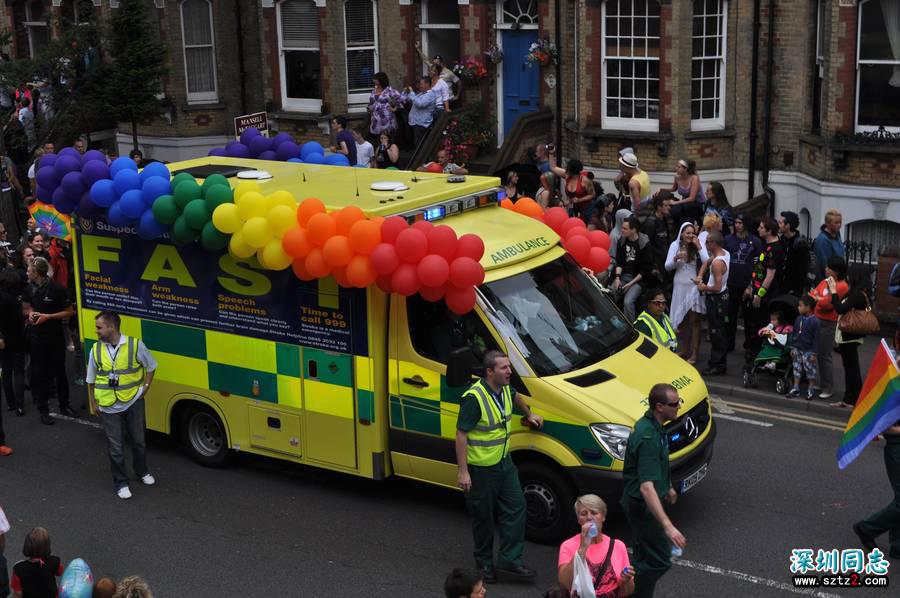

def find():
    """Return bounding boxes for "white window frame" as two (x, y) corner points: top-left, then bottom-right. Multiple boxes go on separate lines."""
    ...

(344, 0), (379, 111)
(180, 0), (219, 104)
(601, 0), (661, 133)
(855, 0), (900, 133)
(277, 0), (323, 113)
(24, 1), (49, 59)
(812, 0), (825, 132)
(420, 0), (460, 76)
(690, 0), (727, 131)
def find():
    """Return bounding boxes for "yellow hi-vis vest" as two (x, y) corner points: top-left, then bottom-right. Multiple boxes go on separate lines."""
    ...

(464, 379), (513, 467)
(635, 311), (678, 352)
(93, 336), (144, 407)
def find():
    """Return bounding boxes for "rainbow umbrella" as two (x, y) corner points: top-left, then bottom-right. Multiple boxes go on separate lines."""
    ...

(28, 201), (73, 241)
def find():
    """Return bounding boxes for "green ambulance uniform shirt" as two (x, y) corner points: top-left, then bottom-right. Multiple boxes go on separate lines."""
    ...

(623, 410), (671, 501)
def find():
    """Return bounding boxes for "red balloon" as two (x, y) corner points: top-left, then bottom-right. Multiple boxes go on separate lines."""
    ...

(428, 225), (458, 261)
(395, 228), (429, 263)
(544, 207), (568, 232)
(445, 286), (477, 315)
(391, 263), (420, 296)
(304, 247), (331, 278)
(565, 235), (591, 264)
(332, 266), (351, 288)
(566, 227), (590, 241)
(561, 217), (587, 237)
(589, 230), (611, 251)
(370, 243), (400, 275)
(411, 220), (434, 235)
(292, 258), (315, 281)
(417, 254), (450, 288)
(456, 233), (485, 261)
(449, 257), (485, 288)
(588, 247), (611, 273)
(426, 162), (444, 173)
(375, 274), (393, 293)
(381, 217), (409, 244)
(418, 284), (447, 302)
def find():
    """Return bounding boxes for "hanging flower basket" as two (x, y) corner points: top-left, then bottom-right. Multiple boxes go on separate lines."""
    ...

(452, 57), (490, 82)
(484, 45), (504, 66)
(525, 39), (559, 67)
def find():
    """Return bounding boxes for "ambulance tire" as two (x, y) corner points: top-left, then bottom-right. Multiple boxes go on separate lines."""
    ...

(180, 405), (230, 467)
(518, 461), (576, 545)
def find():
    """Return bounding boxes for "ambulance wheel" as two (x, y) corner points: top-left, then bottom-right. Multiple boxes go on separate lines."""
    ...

(518, 461), (576, 545)
(181, 405), (229, 467)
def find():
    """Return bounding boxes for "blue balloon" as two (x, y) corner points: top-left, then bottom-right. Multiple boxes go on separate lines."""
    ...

(109, 157), (139, 177)
(113, 169), (141, 196)
(81, 160), (110, 186)
(301, 141), (324, 159)
(353, 163), (368, 168)
(225, 139), (239, 149)
(138, 209), (168, 240)
(226, 143), (250, 158)
(59, 558), (93, 598)
(248, 135), (272, 158)
(61, 171), (86, 198)
(59, 147), (81, 160)
(39, 153), (57, 169)
(325, 154), (351, 167)
(55, 155), (81, 177)
(208, 147), (227, 157)
(275, 141), (300, 161)
(107, 201), (131, 227)
(119, 189), (145, 219)
(81, 150), (105, 165)
(36, 166), (59, 191)
(141, 176), (171, 205)
(140, 161), (171, 183)
(304, 152), (325, 165)
(239, 127), (261, 146)
(257, 150), (277, 161)
(90, 179), (117, 208)
(287, 158), (304, 163)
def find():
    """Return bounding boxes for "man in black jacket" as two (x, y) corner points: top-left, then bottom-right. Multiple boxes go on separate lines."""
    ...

(779, 211), (811, 296)
(641, 193), (673, 291)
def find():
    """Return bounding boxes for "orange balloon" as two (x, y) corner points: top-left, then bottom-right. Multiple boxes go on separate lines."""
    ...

(346, 255), (377, 287)
(322, 235), (353, 268)
(304, 247), (331, 278)
(370, 216), (386, 229)
(297, 198), (326, 226)
(514, 197), (543, 219)
(349, 219), (382, 255)
(335, 206), (366, 236)
(500, 198), (514, 210)
(306, 212), (336, 246)
(332, 266), (352, 288)
(282, 227), (313, 258)
(292, 258), (315, 281)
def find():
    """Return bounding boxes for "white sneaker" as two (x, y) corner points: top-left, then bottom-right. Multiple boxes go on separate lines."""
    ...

(140, 474), (156, 486)
(819, 391), (833, 399)
(117, 486), (133, 500)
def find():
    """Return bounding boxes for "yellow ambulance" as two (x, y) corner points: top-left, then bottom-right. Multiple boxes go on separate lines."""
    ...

(74, 157), (715, 542)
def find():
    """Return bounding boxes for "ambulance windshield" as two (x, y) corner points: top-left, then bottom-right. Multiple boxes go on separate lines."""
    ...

(480, 255), (636, 376)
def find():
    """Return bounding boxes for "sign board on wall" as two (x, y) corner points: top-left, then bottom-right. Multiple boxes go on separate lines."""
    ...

(234, 112), (269, 139)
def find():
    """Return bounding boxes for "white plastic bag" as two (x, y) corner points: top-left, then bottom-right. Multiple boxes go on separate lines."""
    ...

(571, 552), (595, 597)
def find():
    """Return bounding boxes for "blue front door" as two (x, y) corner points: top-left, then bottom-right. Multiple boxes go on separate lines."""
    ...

(501, 30), (540, 135)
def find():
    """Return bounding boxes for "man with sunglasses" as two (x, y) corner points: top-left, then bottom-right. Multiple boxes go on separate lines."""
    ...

(634, 288), (678, 353)
(621, 383), (687, 597)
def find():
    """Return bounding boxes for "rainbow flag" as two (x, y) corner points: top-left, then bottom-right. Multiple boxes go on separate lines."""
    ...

(837, 339), (900, 469)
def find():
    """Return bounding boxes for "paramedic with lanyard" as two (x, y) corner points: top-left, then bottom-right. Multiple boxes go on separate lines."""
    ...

(86, 311), (158, 500)
(456, 350), (543, 584)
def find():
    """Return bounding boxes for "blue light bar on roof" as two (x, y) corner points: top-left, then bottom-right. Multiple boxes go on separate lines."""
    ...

(422, 206), (446, 221)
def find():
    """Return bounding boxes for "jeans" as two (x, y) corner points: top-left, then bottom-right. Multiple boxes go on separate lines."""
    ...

(29, 341), (69, 414)
(0, 349), (26, 410)
(817, 319), (837, 394)
(620, 274), (643, 322)
(705, 292), (729, 370)
(99, 399), (149, 490)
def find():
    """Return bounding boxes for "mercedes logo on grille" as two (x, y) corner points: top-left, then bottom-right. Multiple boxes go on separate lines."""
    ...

(683, 416), (699, 440)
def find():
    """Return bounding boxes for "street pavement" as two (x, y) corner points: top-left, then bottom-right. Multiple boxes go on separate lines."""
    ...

(1, 333), (899, 596)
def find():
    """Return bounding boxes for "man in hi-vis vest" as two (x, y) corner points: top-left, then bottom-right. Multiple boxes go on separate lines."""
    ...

(455, 350), (543, 584)
(86, 311), (157, 500)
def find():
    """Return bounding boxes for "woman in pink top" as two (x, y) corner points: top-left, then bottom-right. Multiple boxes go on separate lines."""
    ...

(558, 494), (634, 597)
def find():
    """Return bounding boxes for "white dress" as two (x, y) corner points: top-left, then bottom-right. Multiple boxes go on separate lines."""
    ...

(665, 239), (709, 329)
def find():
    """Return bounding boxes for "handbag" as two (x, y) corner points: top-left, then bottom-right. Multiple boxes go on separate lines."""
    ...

(838, 296), (879, 336)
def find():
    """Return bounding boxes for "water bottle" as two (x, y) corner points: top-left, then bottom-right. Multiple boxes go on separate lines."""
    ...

(671, 544), (683, 561)
(587, 522), (598, 539)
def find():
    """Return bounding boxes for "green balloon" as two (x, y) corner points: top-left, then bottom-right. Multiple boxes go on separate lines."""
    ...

(171, 215), (199, 244)
(204, 184), (233, 211)
(202, 174), (229, 195)
(174, 180), (202, 210)
(151, 195), (180, 225)
(172, 172), (195, 188)
(200, 221), (229, 251)
(183, 199), (211, 230)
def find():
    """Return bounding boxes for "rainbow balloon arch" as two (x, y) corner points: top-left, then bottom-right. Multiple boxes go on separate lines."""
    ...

(33, 130), (610, 315)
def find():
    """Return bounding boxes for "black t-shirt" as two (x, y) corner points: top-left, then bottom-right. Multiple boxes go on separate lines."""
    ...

(751, 239), (785, 297)
(23, 279), (69, 343)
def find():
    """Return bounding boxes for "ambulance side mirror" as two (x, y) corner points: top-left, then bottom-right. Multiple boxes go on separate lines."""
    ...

(446, 347), (475, 387)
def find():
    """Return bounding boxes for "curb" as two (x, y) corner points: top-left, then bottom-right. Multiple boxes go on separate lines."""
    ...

(705, 381), (851, 419)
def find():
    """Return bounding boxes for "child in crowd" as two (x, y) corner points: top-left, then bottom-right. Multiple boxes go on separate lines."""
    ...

(757, 310), (794, 370)
(10, 527), (62, 598)
(788, 295), (821, 400)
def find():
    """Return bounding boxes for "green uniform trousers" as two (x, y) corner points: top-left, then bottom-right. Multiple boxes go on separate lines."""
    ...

(465, 455), (526, 569)
(856, 435), (900, 556)
(622, 495), (672, 598)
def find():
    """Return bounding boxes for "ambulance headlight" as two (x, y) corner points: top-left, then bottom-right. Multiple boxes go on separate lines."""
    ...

(590, 423), (631, 461)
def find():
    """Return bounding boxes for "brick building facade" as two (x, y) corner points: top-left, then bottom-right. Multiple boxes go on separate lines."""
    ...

(4, 1), (898, 247)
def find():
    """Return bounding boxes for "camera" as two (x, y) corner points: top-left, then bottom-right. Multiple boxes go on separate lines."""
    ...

(108, 373), (119, 388)
(545, 143), (556, 153)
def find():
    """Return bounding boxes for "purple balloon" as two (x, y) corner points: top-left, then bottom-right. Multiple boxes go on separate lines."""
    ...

(52, 186), (75, 214)
(59, 147), (81, 159)
(138, 210), (167, 240)
(113, 169), (141, 196)
(81, 160), (110, 186)
(287, 158), (304, 163)
(208, 147), (227, 157)
(61, 171), (86, 197)
(36, 166), (59, 191)
(35, 186), (52, 203)
(225, 140), (239, 149)
(39, 153), (58, 169)
(226, 143), (250, 158)
(239, 127), (261, 146)
(275, 141), (300, 161)
(257, 150), (277, 161)
(271, 132), (293, 148)
(78, 192), (102, 218)
(248, 135), (271, 158)
(55, 155), (81, 177)
(81, 150), (106, 165)
(107, 202), (131, 227)
(119, 189), (146, 219)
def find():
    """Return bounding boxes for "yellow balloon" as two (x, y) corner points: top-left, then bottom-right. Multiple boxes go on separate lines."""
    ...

(212, 203), (242, 234)
(237, 191), (266, 221)
(262, 239), (293, 270)
(268, 190), (296, 210)
(267, 205), (296, 238)
(234, 180), (261, 201)
(228, 231), (256, 258)
(242, 216), (273, 248)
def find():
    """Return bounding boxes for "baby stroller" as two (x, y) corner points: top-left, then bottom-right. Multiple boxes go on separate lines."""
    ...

(742, 294), (798, 394)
